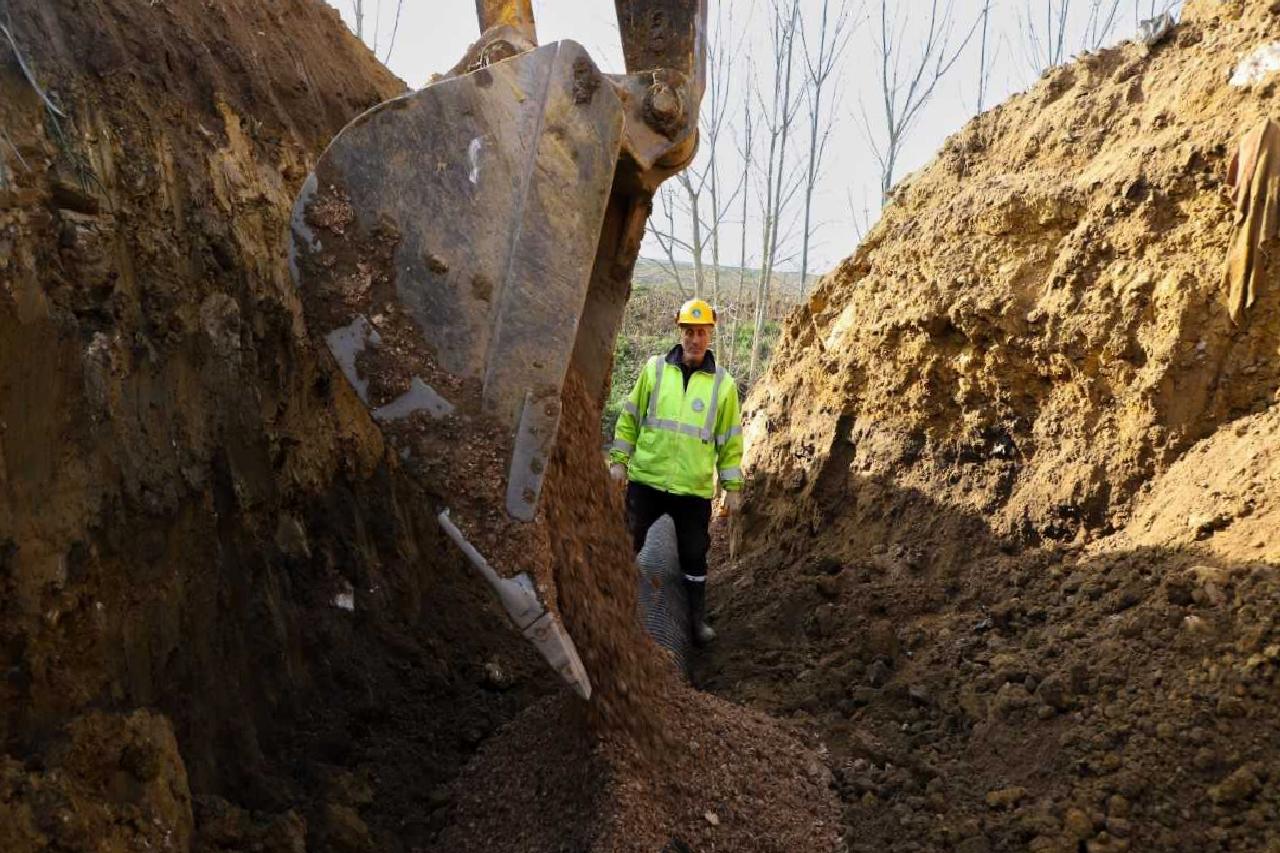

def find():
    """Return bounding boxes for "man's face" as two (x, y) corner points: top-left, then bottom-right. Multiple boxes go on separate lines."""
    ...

(680, 324), (713, 363)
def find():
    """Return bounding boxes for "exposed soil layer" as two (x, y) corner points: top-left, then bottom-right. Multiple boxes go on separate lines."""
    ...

(702, 518), (1280, 852)
(702, 2), (1280, 851)
(0, 1), (548, 850)
(1, 710), (192, 853)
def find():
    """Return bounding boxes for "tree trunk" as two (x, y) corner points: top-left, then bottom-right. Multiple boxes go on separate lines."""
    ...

(727, 88), (753, 377)
(977, 0), (991, 113)
(709, 159), (721, 310)
(688, 185), (705, 297)
(750, 0), (800, 383)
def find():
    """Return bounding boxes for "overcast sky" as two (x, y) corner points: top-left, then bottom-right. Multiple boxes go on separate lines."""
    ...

(325, 1), (1180, 277)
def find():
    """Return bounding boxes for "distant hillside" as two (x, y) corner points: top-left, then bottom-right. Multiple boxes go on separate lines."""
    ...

(631, 257), (818, 302)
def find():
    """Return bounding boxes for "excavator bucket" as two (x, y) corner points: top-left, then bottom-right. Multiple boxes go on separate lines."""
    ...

(291, 0), (706, 702)
(289, 41), (627, 700)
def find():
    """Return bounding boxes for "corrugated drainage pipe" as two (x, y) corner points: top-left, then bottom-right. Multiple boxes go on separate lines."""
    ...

(634, 515), (692, 675)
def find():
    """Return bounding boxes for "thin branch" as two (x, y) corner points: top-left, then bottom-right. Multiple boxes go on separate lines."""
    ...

(798, 0), (860, 292)
(867, 0), (979, 201)
(976, 0), (992, 113)
(648, 226), (696, 254)
(382, 0), (404, 63)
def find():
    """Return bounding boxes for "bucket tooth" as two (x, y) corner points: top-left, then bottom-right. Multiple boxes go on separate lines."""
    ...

(438, 511), (592, 700)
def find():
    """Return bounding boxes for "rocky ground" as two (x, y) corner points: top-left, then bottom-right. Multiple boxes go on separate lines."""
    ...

(700, 2), (1280, 851)
(701, 513), (1280, 852)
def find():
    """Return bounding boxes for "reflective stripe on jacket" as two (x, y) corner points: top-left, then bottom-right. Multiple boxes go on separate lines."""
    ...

(609, 347), (744, 499)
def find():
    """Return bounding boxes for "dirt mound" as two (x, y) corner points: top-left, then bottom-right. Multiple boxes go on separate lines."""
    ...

(704, 520), (1280, 851)
(744, 0), (1280, 555)
(437, 689), (841, 853)
(433, 372), (840, 851)
(702, 2), (1280, 851)
(1, 1), (548, 849)
(1122, 404), (1280, 563)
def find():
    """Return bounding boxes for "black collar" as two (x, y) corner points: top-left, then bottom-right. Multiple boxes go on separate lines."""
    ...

(666, 344), (716, 374)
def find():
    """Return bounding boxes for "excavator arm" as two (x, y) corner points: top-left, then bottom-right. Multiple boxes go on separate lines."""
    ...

(289, 1), (706, 699)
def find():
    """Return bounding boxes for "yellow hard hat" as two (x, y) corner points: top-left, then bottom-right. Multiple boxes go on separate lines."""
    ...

(675, 298), (717, 326)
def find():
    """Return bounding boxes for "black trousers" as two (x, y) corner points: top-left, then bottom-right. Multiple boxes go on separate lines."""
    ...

(625, 481), (713, 582)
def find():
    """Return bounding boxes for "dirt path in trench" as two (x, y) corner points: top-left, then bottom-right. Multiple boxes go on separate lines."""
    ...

(429, 371), (841, 852)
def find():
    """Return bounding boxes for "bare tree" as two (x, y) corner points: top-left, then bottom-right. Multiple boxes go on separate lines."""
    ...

(976, 0), (994, 113)
(684, 174), (707, 297)
(644, 163), (726, 302)
(1019, 0), (1070, 71)
(859, 0), (979, 205)
(648, 183), (693, 298)
(701, 3), (749, 310)
(846, 185), (875, 245)
(641, 4), (744, 304)
(725, 72), (756, 377)
(1082, 0), (1123, 51)
(382, 0), (405, 62)
(797, 0), (857, 298)
(1021, 0), (1124, 74)
(748, 0), (804, 382)
(351, 0), (404, 62)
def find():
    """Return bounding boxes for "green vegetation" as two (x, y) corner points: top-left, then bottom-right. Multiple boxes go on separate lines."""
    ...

(601, 259), (803, 441)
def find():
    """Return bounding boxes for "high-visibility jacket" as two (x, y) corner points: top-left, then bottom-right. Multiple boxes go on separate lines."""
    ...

(610, 346), (744, 499)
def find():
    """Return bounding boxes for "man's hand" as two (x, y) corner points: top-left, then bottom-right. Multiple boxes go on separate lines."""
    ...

(609, 462), (628, 483)
(724, 490), (743, 514)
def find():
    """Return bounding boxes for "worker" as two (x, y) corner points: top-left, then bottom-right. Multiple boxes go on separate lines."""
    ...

(608, 298), (744, 645)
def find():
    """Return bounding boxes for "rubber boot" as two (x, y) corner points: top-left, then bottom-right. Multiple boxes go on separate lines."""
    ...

(685, 578), (716, 645)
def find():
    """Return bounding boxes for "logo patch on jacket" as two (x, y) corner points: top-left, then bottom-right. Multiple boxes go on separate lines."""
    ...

(692, 398), (706, 413)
